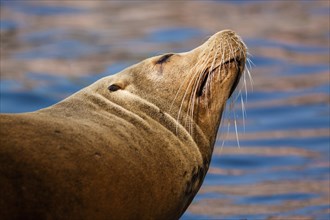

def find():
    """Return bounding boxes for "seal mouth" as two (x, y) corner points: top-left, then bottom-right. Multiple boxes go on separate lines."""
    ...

(197, 57), (243, 98)
(228, 59), (243, 98)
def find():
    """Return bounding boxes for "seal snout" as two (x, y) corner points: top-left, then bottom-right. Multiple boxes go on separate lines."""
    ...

(193, 30), (247, 100)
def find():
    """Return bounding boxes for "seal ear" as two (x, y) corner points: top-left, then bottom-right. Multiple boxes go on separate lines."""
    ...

(108, 76), (130, 92)
(108, 84), (122, 92)
(108, 80), (129, 92)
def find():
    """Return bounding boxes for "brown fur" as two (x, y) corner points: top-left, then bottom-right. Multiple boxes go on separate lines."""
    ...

(0, 30), (246, 220)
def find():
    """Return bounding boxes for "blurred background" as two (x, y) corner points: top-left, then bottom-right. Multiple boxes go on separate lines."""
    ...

(0, 1), (329, 219)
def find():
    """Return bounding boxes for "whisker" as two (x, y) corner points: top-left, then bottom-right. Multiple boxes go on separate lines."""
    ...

(241, 95), (246, 132)
(169, 32), (251, 147)
(234, 119), (240, 149)
(181, 49), (211, 133)
(220, 37), (251, 150)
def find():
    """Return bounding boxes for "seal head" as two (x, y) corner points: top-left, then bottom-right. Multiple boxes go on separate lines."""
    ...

(107, 29), (246, 155)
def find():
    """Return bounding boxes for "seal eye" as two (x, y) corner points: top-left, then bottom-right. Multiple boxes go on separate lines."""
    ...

(156, 54), (173, 64)
(108, 84), (121, 92)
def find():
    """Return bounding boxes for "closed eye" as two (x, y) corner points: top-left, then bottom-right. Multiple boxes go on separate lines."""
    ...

(156, 54), (174, 64)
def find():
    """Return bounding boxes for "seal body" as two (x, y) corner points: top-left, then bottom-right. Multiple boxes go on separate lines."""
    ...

(0, 30), (247, 220)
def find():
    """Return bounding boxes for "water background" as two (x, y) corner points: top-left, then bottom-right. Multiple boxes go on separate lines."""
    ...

(0, 1), (329, 219)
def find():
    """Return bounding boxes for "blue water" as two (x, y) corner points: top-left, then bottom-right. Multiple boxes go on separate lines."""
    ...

(0, 1), (329, 219)
(145, 28), (206, 43)
(1, 1), (86, 16)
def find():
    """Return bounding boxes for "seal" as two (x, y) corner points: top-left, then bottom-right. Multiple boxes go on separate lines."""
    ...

(0, 30), (247, 220)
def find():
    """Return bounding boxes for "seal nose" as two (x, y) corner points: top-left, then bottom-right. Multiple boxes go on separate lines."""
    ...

(211, 29), (247, 59)
(208, 30), (244, 48)
(218, 29), (237, 37)
(212, 29), (238, 41)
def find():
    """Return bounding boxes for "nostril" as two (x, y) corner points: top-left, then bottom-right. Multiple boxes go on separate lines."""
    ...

(221, 29), (235, 35)
(217, 29), (237, 39)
